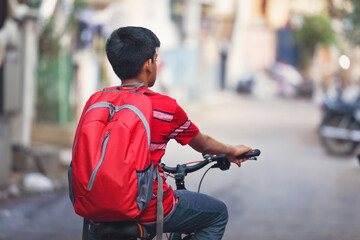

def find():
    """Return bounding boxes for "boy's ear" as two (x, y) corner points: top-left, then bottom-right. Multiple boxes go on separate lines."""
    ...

(144, 58), (153, 72)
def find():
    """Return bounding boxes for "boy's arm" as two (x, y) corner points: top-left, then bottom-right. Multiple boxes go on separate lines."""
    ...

(188, 132), (251, 167)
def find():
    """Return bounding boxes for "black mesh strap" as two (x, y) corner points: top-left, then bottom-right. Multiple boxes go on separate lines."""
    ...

(120, 83), (145, 92)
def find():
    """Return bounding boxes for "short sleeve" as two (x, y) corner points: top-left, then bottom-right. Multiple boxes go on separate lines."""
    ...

(169, 103), (199, 145)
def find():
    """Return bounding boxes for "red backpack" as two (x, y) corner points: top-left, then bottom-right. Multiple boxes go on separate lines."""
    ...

(68, 85), (155, 221)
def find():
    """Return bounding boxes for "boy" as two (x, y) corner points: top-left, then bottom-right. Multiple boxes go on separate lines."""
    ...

(90, 26), (251, 240)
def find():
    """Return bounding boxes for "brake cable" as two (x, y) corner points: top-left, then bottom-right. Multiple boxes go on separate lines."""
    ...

(197, 166), (213, 192)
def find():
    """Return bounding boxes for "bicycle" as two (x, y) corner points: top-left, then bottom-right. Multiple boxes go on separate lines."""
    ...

(83, 149), (261, 240)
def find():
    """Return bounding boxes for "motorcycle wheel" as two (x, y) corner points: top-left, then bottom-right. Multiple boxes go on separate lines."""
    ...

(320, 114), (358, 156)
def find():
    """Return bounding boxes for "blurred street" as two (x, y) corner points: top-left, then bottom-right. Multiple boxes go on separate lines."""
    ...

(1, 93), (360, 240)
(1, 1), (360, 240)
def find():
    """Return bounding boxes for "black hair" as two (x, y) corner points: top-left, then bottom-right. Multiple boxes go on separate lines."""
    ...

(105, 26), (160, 80)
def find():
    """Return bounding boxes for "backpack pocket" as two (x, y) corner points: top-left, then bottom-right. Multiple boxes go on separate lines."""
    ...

(136, 163), (154, 210)
(87, 132), (111, 191)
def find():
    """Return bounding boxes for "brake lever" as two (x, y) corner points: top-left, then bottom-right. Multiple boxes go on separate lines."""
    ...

(211, 160), (230, 171)
(207, 154), (230, 170)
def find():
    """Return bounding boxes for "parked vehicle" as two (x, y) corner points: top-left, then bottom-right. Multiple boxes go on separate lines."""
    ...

(319, 93), (360, 155)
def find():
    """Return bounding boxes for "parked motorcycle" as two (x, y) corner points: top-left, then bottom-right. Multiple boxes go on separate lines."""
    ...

(319, 94), (360, 155)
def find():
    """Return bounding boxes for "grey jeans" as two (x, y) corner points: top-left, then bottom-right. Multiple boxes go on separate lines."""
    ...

(143, 190), (229, 240)
(88, 190), (229, 240)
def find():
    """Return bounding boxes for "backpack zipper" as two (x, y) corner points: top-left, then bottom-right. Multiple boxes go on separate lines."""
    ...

(107, 105), (115, 121)
(72, 102), (114, 156)
(87, 132), (111, 191)
(74, 102), (151, 154)
(85, 102), (114, 115)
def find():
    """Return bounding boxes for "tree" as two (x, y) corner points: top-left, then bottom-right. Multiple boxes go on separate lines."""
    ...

(293, 13), (336, 71)
(328, 0), (360, 47)
(327, 0), (360, 86)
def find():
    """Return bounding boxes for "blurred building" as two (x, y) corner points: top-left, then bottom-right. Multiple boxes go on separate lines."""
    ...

(0, 0), (355, 188)
(0, 0), (38, 187)
(229, 0), (318, 85)
(227, 0), (349, 100)
(74, 0), (229, 108)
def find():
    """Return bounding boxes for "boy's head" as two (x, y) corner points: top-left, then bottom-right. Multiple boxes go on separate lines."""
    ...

(105, 26), (160, 82)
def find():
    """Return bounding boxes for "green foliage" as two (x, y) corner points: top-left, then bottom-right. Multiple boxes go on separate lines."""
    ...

(293, 13), (336, 70)
(69, 0), (85, 36)
(294, 13), (336, 55)
(38, 0), (85, 56)
(35, 0), (85, 123)
(28, 0), (42, 9)
(39, 19), (61, 56)
(339, 0), (360, 46)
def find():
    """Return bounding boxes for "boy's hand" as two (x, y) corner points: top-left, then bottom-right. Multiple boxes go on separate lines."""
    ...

(227, 145), (252, 167)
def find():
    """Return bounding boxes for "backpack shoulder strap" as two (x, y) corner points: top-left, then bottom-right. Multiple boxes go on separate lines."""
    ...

(156, 164), (163, 240)
(82, 218), (89, 240)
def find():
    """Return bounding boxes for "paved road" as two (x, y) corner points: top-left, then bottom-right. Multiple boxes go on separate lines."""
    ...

(1, 93), (360, 240)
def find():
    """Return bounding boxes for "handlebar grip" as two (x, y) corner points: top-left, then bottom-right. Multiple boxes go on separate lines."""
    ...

(236, 149), (261, 159)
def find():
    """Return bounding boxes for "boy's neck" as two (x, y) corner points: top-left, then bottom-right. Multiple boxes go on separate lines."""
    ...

(121, 79), (147, 88)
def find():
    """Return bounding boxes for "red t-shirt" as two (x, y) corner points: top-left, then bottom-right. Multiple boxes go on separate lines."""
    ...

(123, 87), (200, 223)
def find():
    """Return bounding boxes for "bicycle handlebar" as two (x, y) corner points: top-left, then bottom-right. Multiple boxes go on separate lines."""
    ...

(160, 149), (261, 174)
(236, 149), (261, 159)
(160, 158), (211, 174)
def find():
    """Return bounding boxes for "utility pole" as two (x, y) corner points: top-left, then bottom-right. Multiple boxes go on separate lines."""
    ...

(0, 0), (11, 188)
(0, 0), (7, 114)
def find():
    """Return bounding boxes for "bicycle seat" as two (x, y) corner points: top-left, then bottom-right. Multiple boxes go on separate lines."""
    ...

(96, 221), (148, 240)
